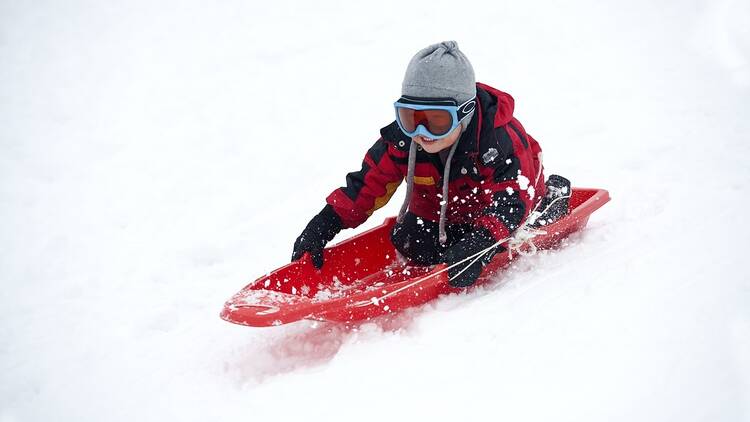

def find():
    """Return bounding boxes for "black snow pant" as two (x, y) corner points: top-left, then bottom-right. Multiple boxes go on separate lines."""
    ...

(390, 212), (473, 266)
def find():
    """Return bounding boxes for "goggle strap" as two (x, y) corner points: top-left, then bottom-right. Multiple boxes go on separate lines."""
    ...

(397, 96), (477, 121)
(397, 96), (457, 107)
(456, 97), (477, 122)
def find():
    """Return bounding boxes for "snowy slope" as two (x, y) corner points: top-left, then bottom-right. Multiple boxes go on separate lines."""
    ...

(1, 0), (749, 421)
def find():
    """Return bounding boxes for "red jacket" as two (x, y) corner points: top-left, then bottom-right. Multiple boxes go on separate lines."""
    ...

(326, 83), (545, 241)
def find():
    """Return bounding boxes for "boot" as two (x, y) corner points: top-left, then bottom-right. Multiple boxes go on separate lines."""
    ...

(533, 174), (571, 226)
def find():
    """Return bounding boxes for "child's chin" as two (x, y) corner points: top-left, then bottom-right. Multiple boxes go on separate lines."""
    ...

(421, 142), (446, 153)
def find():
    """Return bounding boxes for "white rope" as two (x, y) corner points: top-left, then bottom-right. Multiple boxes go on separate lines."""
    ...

(506, 226), (546, 259)
(356, 234), (512, 306)
(352, 191), (572, 307)
(505, 193), (567, 259)
(444, 192), (571, 283)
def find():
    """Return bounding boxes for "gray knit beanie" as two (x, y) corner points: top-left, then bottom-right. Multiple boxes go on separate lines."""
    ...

(401, 40), (476, 128)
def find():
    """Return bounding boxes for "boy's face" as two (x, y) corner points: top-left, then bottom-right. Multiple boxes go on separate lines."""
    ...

(412, 124), (462, 154)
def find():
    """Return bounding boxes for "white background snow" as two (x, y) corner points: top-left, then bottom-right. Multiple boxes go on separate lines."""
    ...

(2, 0), (749, 420)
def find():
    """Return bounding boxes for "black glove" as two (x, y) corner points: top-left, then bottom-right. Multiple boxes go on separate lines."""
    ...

(291, 205), (343, 269)
(442, 227), (498, 288)
(532, 174), (571, 227)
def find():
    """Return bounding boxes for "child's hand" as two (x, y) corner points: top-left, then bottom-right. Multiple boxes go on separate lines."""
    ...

(442, 228), (498, 287)
(291, 205), (342, 269)
(291, 234), (325, 269)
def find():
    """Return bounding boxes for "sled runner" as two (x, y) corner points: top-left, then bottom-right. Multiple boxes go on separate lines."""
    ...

(221, 187), (610, 327)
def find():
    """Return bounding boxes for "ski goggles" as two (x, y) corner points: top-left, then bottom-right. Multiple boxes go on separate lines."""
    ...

(394, 96), (477, 140)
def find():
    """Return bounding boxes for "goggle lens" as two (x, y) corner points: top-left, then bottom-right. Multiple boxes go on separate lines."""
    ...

(397, 107), (454, 137)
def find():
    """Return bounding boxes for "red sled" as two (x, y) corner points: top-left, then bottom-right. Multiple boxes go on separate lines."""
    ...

(221, 187), (610, 327)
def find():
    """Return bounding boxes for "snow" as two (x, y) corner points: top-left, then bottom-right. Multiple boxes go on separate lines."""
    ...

(1, 0), (749, 421)
(517, 173), (530, 191)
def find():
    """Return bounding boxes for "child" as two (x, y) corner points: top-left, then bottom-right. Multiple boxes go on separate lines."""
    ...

(292, 41), (569, 287)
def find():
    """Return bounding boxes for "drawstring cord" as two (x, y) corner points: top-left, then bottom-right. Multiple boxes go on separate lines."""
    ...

(397, 142), (417, 223)
(397, 139), (460, 245)
(438, 140), (460, 244)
